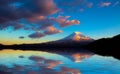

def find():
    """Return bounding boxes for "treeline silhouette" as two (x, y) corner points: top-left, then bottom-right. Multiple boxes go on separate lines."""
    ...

(0, 41), (91, 51)
(86, 34), (120, 59)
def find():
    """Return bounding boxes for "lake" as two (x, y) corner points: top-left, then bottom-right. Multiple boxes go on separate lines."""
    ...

(0, 49), (120, 74)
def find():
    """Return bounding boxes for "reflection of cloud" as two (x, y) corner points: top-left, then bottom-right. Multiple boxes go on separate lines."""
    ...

(45, 59), (62, 69)
(44, 26), (62, 35)
(28, 32), (45, 39)
(29, 56), (45, 62)
(26, 71), (38, 74)
(72, 53), (91, 63)
(72, 53), (82, 63)
(13, 64), (24, 71)
(0, 53), (83, 74)
(99, 2), (111, 7)
(60, 66), (81, 74)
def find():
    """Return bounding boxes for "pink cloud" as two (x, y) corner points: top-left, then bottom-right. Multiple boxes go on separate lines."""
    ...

(44, 59), (62, 69)
(55, 15), (80, 27)
(44, 26), (62, 35)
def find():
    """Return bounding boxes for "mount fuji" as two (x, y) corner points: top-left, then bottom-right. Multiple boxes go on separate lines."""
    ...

(58, 32), (93, 42)
(48, 32), (94, 47)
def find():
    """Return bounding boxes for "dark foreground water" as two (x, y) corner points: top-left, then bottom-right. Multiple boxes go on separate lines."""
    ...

(0, 49), (120, 74)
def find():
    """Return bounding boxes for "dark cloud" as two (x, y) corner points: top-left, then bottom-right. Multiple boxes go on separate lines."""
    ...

(29, 56), (45, 62)
(13, 64), (24, 71)
(19, 55), (24, 58)
(26, 71), (38, 74)
(13, 23), (23, 30)
(28, 32), (45, 39)
(19, 36), (25, 39)
(0, 0), (58, 24)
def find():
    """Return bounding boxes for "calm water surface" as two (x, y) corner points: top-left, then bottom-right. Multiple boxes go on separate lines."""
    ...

(0, 49), (120, 74)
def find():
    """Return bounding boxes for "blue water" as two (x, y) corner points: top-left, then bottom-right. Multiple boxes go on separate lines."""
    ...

(0, 49), (120, 74)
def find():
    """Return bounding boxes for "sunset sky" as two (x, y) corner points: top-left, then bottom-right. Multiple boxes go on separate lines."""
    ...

(0, 0), (120, 45)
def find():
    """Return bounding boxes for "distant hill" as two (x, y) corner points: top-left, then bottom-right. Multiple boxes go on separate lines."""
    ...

(86, 34), (120, 59)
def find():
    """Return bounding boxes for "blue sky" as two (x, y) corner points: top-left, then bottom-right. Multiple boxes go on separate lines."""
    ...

(0, 0), (120, 45)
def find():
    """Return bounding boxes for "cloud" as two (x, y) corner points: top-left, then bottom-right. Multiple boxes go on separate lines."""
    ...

(29, 56), (45, 62)
(113, 1), (119, 7)
(71, 53), (92, 63)
(27, 16), (45, 23)
(0, 54), (82, 74)
(99, 2), (111, 7)
(87, 2), (93, 8)
(28, 32), (45, 39)
(19, 55), (24, 58)
(57, 0), (94, 12)
(13, 64), (24, 71)
(13, 23), (23, 30)
(19, 36), (25, 39)
(44, 26), (62, 35)
(60, 66), (81, 74)
(55, 16), (80, 27)
(79, 8), (84, 12)
(26, 71), (38, 74)
(44, 59), (62, 69)
(0, 0), (58, 24)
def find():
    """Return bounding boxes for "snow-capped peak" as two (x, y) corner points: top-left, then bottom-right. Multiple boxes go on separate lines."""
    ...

(74, 32), (81, 35)
(60, 32), (93, 41)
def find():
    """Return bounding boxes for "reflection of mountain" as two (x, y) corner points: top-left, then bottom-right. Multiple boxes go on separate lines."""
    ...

(86, 34), (120, 59)
(0, 32), (94, 49)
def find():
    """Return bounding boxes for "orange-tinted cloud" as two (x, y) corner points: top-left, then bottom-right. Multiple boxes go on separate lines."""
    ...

(55, 16), (80, 27)
(44, 26), (62, 35)
(72, 53), (92, 63)
(44, 59), (62, 69)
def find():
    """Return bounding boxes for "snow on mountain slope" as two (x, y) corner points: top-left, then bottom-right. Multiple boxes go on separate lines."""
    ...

(59, 32), (93, 42)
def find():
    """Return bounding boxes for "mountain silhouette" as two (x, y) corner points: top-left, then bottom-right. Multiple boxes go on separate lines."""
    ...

(86, 34), (120, 59)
